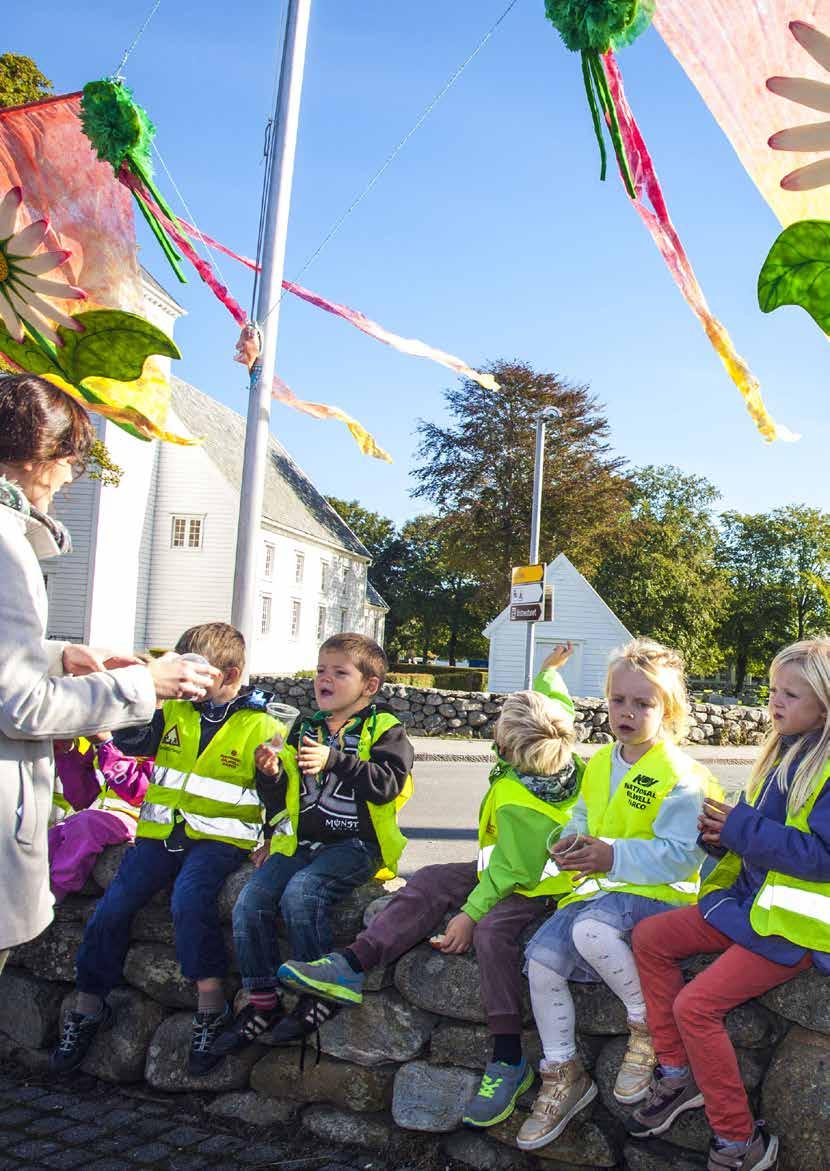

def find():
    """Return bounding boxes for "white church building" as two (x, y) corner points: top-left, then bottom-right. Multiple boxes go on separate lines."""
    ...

(484, 553), (632, 696)
(42, 273), (387, 676)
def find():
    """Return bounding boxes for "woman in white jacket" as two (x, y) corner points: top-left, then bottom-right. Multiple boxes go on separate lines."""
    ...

(0, 373), (219, 968)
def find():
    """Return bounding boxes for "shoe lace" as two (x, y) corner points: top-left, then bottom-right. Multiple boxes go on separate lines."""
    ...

(57, 1015), (82, 1054)
(298, 998), (328, 1073)
(191, 1012), (222, 1054)
(477, 1074), (503, 1099)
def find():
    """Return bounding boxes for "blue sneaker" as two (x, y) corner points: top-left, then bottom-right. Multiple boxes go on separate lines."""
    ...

(462, 1058), (535, 1127)
(277, 952), (365, 1006)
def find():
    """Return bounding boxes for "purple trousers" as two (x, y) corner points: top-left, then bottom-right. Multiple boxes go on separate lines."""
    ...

(48, 809), (136, 902)
(350, 860), (547, 1035)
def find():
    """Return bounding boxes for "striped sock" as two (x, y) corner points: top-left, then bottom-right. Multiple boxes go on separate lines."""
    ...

(249, 989), (281, 1012)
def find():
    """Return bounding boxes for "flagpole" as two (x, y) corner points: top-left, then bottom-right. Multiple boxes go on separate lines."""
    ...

(232, 0), (313, 665)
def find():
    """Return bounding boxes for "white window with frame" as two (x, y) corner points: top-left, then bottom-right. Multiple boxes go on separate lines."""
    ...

(171, 515), (203, 550)
(317, 605), (326, 642)
(339, 607), (348, 633)
(295, 551), (305, 584)
(320, 560), (329, 592)
(260, 593), (272, 636)
(290, 599), (302, 640)
(264, 542), (275, 580)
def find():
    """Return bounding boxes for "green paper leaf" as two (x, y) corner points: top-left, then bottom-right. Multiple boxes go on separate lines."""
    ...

(56, 309), (181, 386)
(0, 325), (63, 378)
(758, 219), (830, 334)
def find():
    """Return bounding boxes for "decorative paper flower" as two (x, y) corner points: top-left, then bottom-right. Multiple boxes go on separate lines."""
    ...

(0, 186), (86, 345)
(544, 0), (654, 53)
(768, 21), (830, 191)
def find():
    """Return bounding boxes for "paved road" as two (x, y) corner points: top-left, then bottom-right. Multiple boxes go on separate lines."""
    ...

(398, 758), (752, 878)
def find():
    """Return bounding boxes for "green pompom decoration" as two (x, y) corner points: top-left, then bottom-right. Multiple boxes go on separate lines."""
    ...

(544, 0), (646, 53)
(80, 79), (156, 180)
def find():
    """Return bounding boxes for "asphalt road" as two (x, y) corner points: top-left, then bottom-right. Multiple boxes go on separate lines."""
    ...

(397, 759), (752, 878)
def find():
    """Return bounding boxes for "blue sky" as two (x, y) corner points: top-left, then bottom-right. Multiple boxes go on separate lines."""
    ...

(5, 1), (828, 524)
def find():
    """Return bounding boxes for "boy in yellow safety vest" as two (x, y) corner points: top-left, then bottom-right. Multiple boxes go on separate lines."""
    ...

(210, 632), (414, 1061)
(276, 645), (584, 1128)
(50, 623), (278, 1077)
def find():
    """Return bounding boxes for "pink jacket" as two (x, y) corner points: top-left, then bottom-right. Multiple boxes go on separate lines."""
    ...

(55, 740), (152, 812)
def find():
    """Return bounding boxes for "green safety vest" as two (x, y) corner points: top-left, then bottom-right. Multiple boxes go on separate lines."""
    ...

(138, 701), (277, 850)
(699, 762), (830, 952)
(476, 757), (585, 899)
(557, 740), (716, 910)
(269, 709), (413, 880)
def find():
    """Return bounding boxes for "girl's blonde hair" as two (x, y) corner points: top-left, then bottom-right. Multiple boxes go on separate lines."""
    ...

(748, 636), (830, 815)
(495, 690), (576, 776)
(605, 637), (690, 743)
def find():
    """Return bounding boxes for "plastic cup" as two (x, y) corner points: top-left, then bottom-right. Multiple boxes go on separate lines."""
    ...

(266, 701), (300, 748)
(180, 653), (211, 668)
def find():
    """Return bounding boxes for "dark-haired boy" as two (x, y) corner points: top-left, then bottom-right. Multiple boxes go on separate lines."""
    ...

(211, 633), (414, 1057)
(50, 623), (279, 1076)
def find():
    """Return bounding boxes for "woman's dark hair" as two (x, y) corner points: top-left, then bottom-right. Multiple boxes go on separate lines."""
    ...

(0, 374), (95, 467)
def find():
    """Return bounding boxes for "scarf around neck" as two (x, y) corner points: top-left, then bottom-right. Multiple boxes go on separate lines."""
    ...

(0, 475), (72, 556)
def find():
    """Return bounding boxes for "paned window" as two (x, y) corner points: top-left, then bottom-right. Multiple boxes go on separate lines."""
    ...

(171, 516), (203, 549)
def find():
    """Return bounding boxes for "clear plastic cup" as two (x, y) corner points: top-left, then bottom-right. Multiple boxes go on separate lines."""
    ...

(266, 701), (300, 749)
(180, 653), (211, 668)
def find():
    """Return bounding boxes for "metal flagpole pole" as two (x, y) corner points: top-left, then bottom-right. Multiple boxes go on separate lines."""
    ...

(524, 415), (546, 688)
(231, 0), (313, 663)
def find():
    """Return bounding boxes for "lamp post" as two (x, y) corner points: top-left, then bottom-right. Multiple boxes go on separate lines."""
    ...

(523, 409), (557, 688)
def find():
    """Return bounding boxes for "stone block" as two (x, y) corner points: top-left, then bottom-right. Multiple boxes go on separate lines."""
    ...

(442, 1130), (533, 1170)
(0, 969), (66, 1048)
(492, 1108), (618, 1166)
(91, 843), (131, 889)
(61, 986), (166, 1083)
(395, 942), (532, 1024)
(623, 1139), (706, 1170)
(9, 920), (84, 983)
(301, 1104), (394, 1149)
(759, 968), (830, 1035)
(144, 1012), (260, 1092)
(428, 1020), (597, 1074)
(571, 982), (629, 1035)
(130, 904), (175, 946)
(124, 942), (197, 1009)
(318, 988), (436, 1066)
(251, 1047), (394, 1112)
(216, 863), (255, 922)
(208, 1090), (297, 1125)
(392, 1059), (481, 1131)
(762, 1025), (830, 1171)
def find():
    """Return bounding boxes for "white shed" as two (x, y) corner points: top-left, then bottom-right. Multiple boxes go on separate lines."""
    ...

(483, 553), (633, 697)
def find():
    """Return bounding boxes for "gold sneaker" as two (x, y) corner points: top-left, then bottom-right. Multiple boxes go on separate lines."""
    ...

(516, 1056), (597, 1151)
(613, 1018), (656, 1104)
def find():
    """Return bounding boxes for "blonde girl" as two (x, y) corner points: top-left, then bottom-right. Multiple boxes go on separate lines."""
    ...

(630, 636), (830, 1171)
(517, 638), (714, 1152)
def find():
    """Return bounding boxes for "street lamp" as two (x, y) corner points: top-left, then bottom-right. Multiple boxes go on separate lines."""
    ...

(524, 407), (559, 688)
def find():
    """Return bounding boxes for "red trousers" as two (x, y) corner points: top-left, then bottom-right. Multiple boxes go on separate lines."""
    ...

(632, 905), (812, 1141)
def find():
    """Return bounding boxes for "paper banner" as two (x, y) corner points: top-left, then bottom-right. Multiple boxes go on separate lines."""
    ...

(272, 375), (392, 463)
(0, 94), (189, 442)
(603, 54), (797, 443)
(654, 1), (830, 226)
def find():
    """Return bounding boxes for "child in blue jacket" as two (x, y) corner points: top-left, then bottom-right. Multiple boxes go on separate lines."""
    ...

(630, 636), (830, 1171)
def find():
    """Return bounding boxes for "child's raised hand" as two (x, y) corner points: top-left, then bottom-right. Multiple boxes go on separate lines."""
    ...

(541, 642), (573, 671)
(551, 833), (578, 858)
(698, 797), (732, 845)
(297, 734), (331, 777)
(437, 912), (475, 954)
(555, 834), (613, 877)
(255, 743), (281, 777)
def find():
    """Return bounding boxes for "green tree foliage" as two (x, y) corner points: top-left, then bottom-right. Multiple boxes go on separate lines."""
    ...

(0, 54), (53, 108)
(592, 465), (727, 671)
(716, 506), (830, 691)
(411, 360), (630, 616)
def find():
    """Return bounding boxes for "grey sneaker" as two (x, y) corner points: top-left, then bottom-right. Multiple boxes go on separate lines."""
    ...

(626, 1067), (704, 1137)
(707, 1123), (779, 1171)
(278, 952), (365, 1006)
(462, 1059), (534, 1128)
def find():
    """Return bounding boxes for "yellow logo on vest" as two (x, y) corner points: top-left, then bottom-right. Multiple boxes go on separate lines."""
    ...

(624, 774), (660, 810)
(220, 749), (240, 769)
(160, 725), (181, 749)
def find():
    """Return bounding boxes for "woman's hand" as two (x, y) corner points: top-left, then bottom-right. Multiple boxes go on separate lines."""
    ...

(297, 734), (331, 776)
(541, 642), (573, 671)
(553, 834), (613, 878)
(147, 652), (221, 703)
(438, 912), (475, 954)
(698, 798), (732, 846)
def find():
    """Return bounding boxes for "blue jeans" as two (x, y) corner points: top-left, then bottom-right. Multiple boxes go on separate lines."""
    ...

(233, 838), (379, 989)
(76, 836), (244, 994)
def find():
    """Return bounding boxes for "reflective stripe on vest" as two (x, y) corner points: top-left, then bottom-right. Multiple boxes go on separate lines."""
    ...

(557, 741), (713, 910)
(477, 843), (564, 885)
(756, 882), (830, 921)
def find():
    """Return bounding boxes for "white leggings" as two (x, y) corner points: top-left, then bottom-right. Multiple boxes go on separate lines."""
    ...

(528, 918), (647, 1064)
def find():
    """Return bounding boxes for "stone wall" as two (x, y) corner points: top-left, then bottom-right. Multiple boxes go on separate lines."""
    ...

(1, 845), (826, 1170)
(253, 675), (771, 746)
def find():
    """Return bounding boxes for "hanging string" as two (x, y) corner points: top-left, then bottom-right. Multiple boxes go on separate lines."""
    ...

(259, 0), (521, 325)
(113, 0), (163, 78)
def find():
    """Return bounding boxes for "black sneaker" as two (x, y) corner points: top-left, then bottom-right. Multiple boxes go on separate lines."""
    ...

(188, 1004), (231, 1076)
(49, 1002), (113, 1074)
(625, 1067), (704, 1137)
(268, 995), (340, 1045)
(210, 1001), (285, 1058)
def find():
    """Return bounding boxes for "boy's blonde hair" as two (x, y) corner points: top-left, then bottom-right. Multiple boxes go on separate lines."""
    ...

(494, 690), (576, 776)
(748, 636), (830, 815)
(605, 637), (689, 743)
(175, 622), (246, 674)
